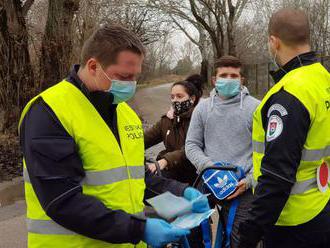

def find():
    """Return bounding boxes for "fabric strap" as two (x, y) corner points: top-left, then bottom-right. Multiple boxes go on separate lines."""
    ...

(225, 198), (239, 248)
(215, 214), (223, 248)
(214, 165), (244, 248)
(214, 200), (240, 248)
(201, 219), (212, 248)
(181, 236), (191, 248)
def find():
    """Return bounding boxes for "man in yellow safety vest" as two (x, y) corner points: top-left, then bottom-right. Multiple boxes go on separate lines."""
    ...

(19, 24), (209, 248)
(238, 8), (330, 248)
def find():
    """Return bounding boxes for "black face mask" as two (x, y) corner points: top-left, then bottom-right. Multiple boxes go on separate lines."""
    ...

(172, 99), (193, 115)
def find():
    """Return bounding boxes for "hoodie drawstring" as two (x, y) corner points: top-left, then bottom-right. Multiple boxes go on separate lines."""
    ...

(240, 90), (243, 110)
(210, 92), (216, 111)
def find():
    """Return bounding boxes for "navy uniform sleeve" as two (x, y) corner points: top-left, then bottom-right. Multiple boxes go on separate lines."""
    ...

(144, 169), (188, 199)
(238, 89), (310, 247)
(20, 98), (145, 244)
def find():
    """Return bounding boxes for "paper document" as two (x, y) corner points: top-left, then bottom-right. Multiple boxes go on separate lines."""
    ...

(171, 209), (215, 229)
(146, 191), (192, 220)
(146, 192), (214, 229)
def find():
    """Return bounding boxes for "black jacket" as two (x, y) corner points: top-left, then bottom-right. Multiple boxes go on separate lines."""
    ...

(19, 65), (188, 244)
(238, 52), (330, 247)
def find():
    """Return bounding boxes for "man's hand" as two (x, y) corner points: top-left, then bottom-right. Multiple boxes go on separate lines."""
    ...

(227, 179), (247, 200)
(143, 218), (190, 247)
(148, 159), (168, 173)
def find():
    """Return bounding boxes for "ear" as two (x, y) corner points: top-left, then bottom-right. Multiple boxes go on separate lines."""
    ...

(190, 95), (196, 103)
(269, 35), (280, 50)
(86, 58), (98, 76)
(211, 76), (216, 86)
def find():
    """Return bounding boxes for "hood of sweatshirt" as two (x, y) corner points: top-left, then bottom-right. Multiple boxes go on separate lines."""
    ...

(209, 86), (250, 110)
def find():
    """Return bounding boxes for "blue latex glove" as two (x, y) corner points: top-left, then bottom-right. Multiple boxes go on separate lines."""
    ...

(143, 218), (190, 247)
(184, 187), (210, 213)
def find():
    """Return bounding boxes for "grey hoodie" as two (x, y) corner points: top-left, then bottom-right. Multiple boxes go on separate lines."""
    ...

(185, 87), (260, 189)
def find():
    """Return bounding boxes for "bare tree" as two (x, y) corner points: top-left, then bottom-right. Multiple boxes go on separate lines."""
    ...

(97, 0), (170, 46)
(148, 0), (213, 82)
(142, 33), (175, 81)
(149, 0), (249, 83)
(189, 0), (249, 57)
(26, 0), (48, 77)
(73, 0), (99, 55)
(248, 0), (330, 59)
(0, 0), (35, 132)
(39, 0), (80, 90)
(70, 0), (172, 81)
(307, 0), (330, 56)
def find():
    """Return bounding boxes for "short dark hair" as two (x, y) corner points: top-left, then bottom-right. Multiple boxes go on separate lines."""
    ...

(214, 56), (242, 75)
(80, 24), (145, 67)
(268, 8), (310, 46)
(172, 74), (203, 106)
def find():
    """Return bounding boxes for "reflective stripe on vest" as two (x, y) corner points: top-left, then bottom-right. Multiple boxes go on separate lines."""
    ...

(252, 63), (330, 226)
(253, 141), (330, 162)
(27, 219), (75, 235)
(23, 166), (145, 185)
(253, 140), (330, 195)
(19, 81), (146, 248)
(27, 209), (146, 235)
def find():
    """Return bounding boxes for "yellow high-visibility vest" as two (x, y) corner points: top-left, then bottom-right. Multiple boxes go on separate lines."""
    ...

(253, 63), (330, 226)
(19, 80), (146, 247)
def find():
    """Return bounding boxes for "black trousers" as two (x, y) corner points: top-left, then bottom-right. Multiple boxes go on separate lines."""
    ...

(264, 226), (330, 248)
(264, 200), (330, 248)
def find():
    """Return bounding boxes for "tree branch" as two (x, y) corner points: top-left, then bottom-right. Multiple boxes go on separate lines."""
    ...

(170, 14), (200, 47)
(189, 0), (218, 48)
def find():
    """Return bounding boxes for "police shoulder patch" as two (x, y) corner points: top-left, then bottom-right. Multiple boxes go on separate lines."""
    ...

(266, 115), (283, 142)
(267, 104), (288, 117)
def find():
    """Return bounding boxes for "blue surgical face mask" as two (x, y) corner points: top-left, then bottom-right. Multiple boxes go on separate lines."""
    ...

(215, 78), (241, 98)
(101, 69), (137, 104)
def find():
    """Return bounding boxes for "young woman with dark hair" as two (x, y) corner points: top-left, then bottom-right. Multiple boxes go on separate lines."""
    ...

(144, 74), (205, 248)
(144, 74), (203, 185)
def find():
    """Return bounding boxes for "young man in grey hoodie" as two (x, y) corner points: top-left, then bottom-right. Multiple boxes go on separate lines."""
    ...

(185, 56), (260, 248)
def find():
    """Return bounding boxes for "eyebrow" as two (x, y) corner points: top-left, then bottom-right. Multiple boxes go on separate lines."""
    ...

(219, 73), (239, 76)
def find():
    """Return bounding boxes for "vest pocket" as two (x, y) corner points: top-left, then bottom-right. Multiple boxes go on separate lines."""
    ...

(32, 136), (76, 161)
(30, 136), (83, 178)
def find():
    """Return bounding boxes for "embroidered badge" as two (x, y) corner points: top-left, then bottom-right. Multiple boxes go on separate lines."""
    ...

(267, 104), (288, 117)
(266, 115), (283, 142)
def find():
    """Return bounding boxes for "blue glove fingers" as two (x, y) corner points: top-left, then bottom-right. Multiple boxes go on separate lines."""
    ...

(184, 187), (202, 201)
(144, 218), (190, 247)
(192, 195), (210, 213)
(158, 219), (172, 228)
(169, 227), (190, 241)
(144, 218), (172, 246)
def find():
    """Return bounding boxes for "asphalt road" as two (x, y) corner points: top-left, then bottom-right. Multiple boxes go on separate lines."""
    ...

(0, 201), (26, 248)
